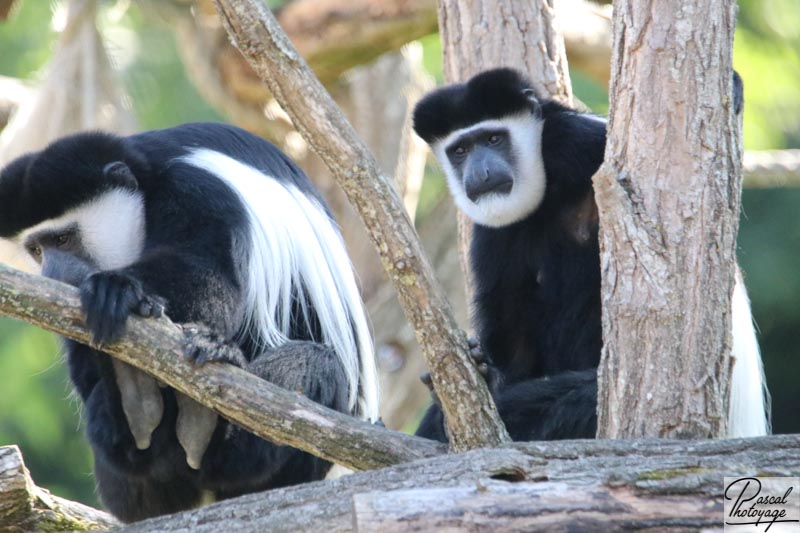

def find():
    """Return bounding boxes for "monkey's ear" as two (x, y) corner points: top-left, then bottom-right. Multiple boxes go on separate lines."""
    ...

(522, 88), (541, 116)
(103, 161), (138, 191)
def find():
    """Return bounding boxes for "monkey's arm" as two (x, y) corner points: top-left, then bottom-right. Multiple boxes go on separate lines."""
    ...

(80, 247), (243, 343)
(79, 247), (242, 470)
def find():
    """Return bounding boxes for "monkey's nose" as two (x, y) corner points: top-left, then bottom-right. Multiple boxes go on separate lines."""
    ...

(465, 171), (513, 202)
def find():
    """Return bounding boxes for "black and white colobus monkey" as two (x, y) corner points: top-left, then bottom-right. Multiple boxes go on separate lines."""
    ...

(412, 68), (769, 442)
(0, 123), (378, 521)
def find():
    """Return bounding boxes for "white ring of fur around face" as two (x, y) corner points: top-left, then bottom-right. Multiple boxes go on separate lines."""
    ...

(432, 114), (546, 227)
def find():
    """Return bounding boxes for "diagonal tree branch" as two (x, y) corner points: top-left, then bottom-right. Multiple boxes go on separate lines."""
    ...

(0, 264), (443, 471)
(212, 0), (511, 451)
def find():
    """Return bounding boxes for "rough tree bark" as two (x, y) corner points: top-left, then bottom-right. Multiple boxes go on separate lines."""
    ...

(438, 0), (572, 103)
(0, 446), (118, 532)
(594, 1), (742, 438)
(213, 0), (510, 451)
(0, 265), (444, 471)
(437, 0), (574, 302)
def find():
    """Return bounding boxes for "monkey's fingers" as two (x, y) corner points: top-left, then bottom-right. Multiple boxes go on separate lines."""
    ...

(420, 371), (442, 406)
(183, 324), (248, 367)
(467, 337), (487, 364)
(420, 371), (434, 391)
(81, 271), (139, 345)
(136, 294), (166, 318)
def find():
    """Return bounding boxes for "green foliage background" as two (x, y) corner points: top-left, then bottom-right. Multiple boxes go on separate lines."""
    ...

(0, 0), (797, 509)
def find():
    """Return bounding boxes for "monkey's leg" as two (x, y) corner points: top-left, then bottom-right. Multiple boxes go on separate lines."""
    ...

(494, 369), (597, 441)
(416, 368), (597, 442)
(93, 458), (202, 523)
(197, 340), (350, 498)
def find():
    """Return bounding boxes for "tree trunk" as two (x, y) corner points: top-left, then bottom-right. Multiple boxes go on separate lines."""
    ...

(436, 0), (574, 306)
(3, 423), (799, 531)
(594, 0), (742, 438)
(438, 0), (572, 102)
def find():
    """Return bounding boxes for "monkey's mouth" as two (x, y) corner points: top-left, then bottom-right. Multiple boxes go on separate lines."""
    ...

(466, 175), (513, 202)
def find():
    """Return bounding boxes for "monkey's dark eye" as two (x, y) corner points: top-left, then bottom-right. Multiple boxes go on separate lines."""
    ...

(27, 244), (42, 261)
(488, 134), (502, 146)
(55, 233), (71, 247)
(453, 145), (469, 157)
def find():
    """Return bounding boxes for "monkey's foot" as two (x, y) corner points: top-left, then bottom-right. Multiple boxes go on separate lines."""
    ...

(80, 270), (166, 345)
(183, 324), (247, 367)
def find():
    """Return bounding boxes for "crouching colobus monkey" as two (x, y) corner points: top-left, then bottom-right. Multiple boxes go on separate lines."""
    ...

(0, 123), (378, 522)
(412, 68), (769, 442)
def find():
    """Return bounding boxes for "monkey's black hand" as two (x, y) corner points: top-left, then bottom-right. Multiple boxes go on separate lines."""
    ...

(183, 323), (247, 367)
(468, 337), (503, 394)
(420, 338), (503, 403)
(80, 270), (166, 345)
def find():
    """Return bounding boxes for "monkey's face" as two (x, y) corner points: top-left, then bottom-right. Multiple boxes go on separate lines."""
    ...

(433, 114), (547, 228)
(15, 186), (145, 285)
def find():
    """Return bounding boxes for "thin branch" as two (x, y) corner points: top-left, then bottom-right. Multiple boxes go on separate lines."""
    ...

(0, 264), (443, 471)
(212, 0), (510, 450)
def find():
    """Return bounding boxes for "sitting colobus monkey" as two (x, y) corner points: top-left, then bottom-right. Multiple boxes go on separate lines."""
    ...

(0, 123), (378, 522)
(412, 68), (769, 442)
